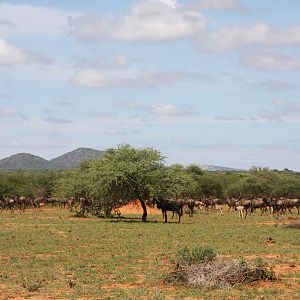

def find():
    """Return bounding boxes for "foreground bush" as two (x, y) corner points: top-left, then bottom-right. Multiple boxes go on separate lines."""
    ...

(177, 246), (216, 266)
(166, 247), (275, 289)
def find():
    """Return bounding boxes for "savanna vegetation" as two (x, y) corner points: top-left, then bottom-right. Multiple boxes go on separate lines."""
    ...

(1, 145), (299, 219)
(1, 145), (300, 299)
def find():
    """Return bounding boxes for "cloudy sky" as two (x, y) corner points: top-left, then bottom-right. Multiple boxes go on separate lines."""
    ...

(0, 0), (300, 170)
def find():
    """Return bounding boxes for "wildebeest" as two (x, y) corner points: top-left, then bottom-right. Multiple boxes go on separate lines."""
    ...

(153, 198), (182, 223)
(227, 198), (238, 211)
(186, 198), (195, 217)
(79, 197), (90, 215)
(251, 198), (268, 216)
(235, 199), (252, 218)
(236, 205), (245, 218)
(283, 198), (300, 215)
(67, 197), (75, 211)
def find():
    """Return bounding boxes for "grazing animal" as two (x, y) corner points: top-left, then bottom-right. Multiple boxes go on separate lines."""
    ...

(17, 196), (27, 213)
(235, 199), (251, 218)
(284, 199), (300, 215)
(214, 204), (224, 215)
(251, 198), (268, 216)
(154, 198), (182, 223)
(67, 197), (75, 211)
(5, 197), (15, 213)
(227, 198), (238, 211)
(236, 205), (245, 218)
(186, 198), (195, 217)
(79, 197), (90, 215)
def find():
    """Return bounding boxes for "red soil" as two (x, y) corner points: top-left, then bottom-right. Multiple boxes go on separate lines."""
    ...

(118, 200), (161, 215)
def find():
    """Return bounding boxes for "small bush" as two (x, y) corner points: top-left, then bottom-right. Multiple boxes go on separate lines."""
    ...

(177, 246), (216, 265)
(22, 278), (43, 292)
(165, 250), (276, 289)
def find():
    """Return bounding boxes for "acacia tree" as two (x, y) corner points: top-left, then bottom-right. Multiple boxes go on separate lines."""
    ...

(84, 145), (182, 222)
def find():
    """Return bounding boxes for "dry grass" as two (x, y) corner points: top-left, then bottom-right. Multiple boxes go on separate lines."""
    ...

(166, 257), (276, 289)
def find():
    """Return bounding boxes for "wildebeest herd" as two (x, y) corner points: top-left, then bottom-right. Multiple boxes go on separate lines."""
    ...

(150, 196), (300, 222)
(0, 195), (299, 222)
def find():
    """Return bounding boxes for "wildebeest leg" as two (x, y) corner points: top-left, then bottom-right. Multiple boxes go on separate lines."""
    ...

(177, 209), (181, 223)
(164, 210), (167, 223)
(171, 211), (175, 219)
(288, 208), (293, 215)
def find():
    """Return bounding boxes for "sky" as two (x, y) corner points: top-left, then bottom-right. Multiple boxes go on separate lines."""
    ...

(0, 0), (300, 170)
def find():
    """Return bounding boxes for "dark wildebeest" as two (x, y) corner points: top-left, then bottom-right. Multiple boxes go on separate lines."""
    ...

(284, 199), (300, 215)
(17, 196), (27, 213)
(153, 198), (182, 223)
(4, 197), (15, 213)
(67, 197), (75, 211)
(227, 198), (238, 211)
(271, 197), (285, 215)
(79, 197), (90, 216)
(235, 199), (252, 218)
(251, 198), (268, 216)
(186, 198), (195, 217)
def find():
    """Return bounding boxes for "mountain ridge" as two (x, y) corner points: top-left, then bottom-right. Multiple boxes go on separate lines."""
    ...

(0, 147), (242, 171)
(0, 148), (104, 171)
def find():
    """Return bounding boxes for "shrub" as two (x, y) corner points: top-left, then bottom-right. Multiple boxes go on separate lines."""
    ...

(177, 246), (216, 266)
(165, 249), (276, 289)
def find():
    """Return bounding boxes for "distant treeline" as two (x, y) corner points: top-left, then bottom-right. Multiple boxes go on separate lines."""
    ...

(1, 146), (299, 202)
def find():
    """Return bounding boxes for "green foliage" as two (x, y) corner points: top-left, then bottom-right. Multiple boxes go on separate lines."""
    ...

(247, 257), (276, 282)
(226, 167), (300, 198)
(178, 246), (216, 265)
(0, 171), (59, 198)
(196, 175), (224, 198)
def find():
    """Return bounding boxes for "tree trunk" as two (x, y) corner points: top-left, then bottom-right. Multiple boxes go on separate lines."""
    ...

(138, 197), (148, 222)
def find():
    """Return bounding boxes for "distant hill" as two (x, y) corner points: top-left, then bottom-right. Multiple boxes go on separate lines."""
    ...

(0, 153), (54, 170)
(49, 147), (103, 169)
(0, 148), (104, 171)
(199, 165), (244, 172)
(0, 147), (242, 172)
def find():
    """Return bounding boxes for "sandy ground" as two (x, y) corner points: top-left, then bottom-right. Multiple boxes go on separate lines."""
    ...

(118, 200), (161, 215)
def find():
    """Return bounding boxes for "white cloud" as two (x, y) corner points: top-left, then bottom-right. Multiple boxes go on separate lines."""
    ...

(71, 69), (109, 88)
(71, 69), (211, 88)
(0, 3), (76, 38)
(121, 100), (195, 116)
(0, 38), (52, 65)
(258, 99), (300, 122)
(241, 51), (300, 71)
(0, 38), (28, 64)
(199, 23), (300, 52)
(0, 107), (18, 117)
(188, 0), (244, 11)
(68, 0), (206, 42)
(152, 104), (194, 116)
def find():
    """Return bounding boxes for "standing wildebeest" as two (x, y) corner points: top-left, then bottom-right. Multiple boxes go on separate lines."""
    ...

(79, 197), (90, 216)
(4, 197), (15, 213)
(186, 198), (195, 217)
(251, 198), (268, 216)
(235, 199), (252, 218)
(17, 196), (27, 213)
(284, 199), (300, 215)
(153, 198), (182, 223)
(67, 197), (75, 211)
(227, 198), (238, 211)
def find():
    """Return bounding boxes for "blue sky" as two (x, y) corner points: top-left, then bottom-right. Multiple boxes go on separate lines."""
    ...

(0, 0), (300, 170)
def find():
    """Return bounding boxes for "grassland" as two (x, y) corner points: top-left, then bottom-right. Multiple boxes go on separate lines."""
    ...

(0, 208), (300, 299)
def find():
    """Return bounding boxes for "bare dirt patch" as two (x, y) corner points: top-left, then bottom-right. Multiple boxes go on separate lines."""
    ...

(119, 200), (161, 215)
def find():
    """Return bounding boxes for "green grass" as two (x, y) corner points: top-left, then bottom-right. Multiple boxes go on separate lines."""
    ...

(0, 208), (300, 299)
